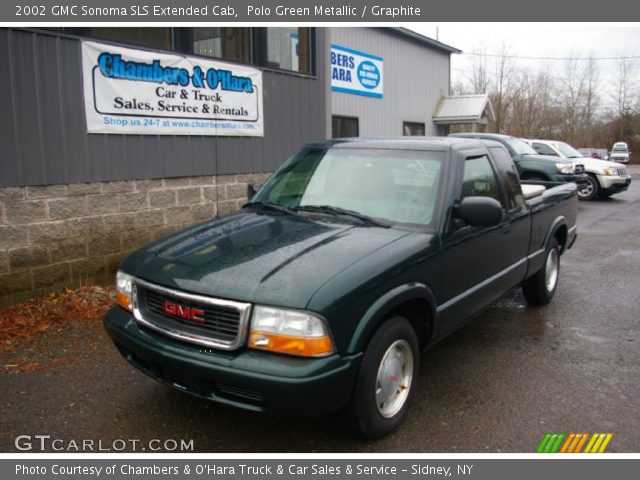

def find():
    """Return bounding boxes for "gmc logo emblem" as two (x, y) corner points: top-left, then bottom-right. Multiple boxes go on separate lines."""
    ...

(163, 300), (205, 324)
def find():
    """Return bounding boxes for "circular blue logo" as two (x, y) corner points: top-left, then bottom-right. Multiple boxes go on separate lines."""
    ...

(357, 61), (380, 90)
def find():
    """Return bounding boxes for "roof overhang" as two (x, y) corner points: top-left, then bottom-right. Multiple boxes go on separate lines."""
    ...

(433, 94), (495, 124)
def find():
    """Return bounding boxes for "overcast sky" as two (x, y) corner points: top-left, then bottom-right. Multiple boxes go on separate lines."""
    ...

(407, 23), (640, 110)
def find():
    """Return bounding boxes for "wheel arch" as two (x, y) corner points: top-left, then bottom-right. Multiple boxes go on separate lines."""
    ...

(347, 283), (437, 355)
(545, 216), (569, 254)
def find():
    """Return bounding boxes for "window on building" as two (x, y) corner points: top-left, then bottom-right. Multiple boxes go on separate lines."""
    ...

(59, 27), (315, 76)
(76, 28), (173, 50)
(332, 116), (359, 138)
(403, 122), (426, 136)
(254, 28), (312, 74)
(188, 28), (252, 63)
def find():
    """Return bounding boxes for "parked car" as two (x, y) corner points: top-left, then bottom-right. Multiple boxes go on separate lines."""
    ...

(105, 137), (578, 438)
(610, 142), (630, 164)
(598, 149), (610, 160)
(578, 147), (609, 161)
(525, 139), (631, 200)
(449, 133), (588, 189)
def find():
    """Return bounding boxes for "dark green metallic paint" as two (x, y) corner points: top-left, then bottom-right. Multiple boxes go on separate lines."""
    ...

(105, 137), (578, 418)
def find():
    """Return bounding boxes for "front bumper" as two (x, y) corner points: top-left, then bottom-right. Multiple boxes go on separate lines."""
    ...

(104, 306), (361, 416)
(598, 175), (632, 194)
(559, 173), (589, 186)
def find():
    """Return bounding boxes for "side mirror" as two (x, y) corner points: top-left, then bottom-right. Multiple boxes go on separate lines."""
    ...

(247, 182), (263, 200)
(455, 196), (503, 227)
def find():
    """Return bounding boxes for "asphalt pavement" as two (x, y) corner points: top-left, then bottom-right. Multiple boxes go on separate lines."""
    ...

(2, 167), (639, 453)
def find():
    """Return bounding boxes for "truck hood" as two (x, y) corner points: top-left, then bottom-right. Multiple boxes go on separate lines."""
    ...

(570, 156), (626, 171)
(121, 211), (411, 309)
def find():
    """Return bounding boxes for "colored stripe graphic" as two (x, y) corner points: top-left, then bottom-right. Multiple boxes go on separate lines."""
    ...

(584, 433), (613, 453)
(537, 433), (565, 453)
(538, 432), (613, 453)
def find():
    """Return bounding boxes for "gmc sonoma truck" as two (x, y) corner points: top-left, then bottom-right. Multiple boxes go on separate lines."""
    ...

(105, 138), (578, 438)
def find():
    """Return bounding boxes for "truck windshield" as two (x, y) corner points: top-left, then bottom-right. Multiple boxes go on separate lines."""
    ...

(251, 147), (444, 227)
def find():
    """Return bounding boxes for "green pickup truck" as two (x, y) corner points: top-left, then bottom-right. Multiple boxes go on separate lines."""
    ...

(450, 133), (589, 189)
(105, 137), (578, 438)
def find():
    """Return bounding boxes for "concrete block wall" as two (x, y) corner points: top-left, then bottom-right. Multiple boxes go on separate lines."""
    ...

(0, 173), (271, 307)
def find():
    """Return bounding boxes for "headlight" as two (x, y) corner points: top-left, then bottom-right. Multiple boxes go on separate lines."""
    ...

(603, 167), (619, 176)
(116, 271), (133, 311)
(248, 306), (335, 357)
(556, 163), (574, 174)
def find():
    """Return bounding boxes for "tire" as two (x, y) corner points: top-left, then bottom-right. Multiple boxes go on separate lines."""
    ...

(522, 238), (560, 305)
(350, 317), (419, 439)
(577, 175), (599, 201)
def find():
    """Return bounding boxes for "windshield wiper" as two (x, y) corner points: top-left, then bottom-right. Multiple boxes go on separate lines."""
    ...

(243, 201), (298, 216)
(296, 205), (391, 228)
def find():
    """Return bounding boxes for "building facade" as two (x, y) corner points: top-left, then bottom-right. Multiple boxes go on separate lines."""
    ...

(0, 27), (459, 306)
(330, 28), (459, 138)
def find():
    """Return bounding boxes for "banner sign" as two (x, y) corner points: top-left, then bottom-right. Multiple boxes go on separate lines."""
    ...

(81, 41), (263, 136)
(330, 44), (383, 98)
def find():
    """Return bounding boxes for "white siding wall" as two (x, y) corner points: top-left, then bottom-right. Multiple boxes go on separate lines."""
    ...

(329, 28), (451, 137)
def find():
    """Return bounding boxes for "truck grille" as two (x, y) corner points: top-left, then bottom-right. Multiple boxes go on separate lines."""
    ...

(618, 166), (628, 176)
(131, 279), (251, 350)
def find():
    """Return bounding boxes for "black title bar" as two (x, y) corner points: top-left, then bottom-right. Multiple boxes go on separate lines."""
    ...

(4, 0), (640, 22)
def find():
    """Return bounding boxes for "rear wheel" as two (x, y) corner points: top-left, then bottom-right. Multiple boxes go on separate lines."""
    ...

(522, 238), (560, 305)
(350, 317), (419, 439)
(577, 175), (599, 201)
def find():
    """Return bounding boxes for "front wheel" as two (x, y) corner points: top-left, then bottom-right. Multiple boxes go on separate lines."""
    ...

(522, 238), (560, 305)
(577, 175), (599, 201)
(350, 317), (419, 439)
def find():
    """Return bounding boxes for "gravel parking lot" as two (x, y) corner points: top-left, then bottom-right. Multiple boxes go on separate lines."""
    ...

(2, 166), (639, 453)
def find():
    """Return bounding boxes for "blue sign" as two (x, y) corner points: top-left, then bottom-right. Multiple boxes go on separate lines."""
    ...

(331, 44), (383, 99)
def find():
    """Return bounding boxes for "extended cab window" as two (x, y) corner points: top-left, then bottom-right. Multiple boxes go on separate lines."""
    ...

(490, 147), (525, 210)
(461, 155), (503, 205)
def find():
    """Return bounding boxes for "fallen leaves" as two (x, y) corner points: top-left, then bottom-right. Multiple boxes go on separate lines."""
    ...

(0, 286), (116, 352)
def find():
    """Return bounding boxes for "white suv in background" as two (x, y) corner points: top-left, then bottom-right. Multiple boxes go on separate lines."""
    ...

(610, 142), (630, 164)
(524, 139), (632, 200)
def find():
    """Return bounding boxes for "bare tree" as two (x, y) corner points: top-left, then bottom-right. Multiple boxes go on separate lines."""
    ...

(490, 43), (520, 133)
(559, 54), (588, 144)
(611, 55), (637, 140)
(581, 55), (600, 146)
(468, 43), (490, 94)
